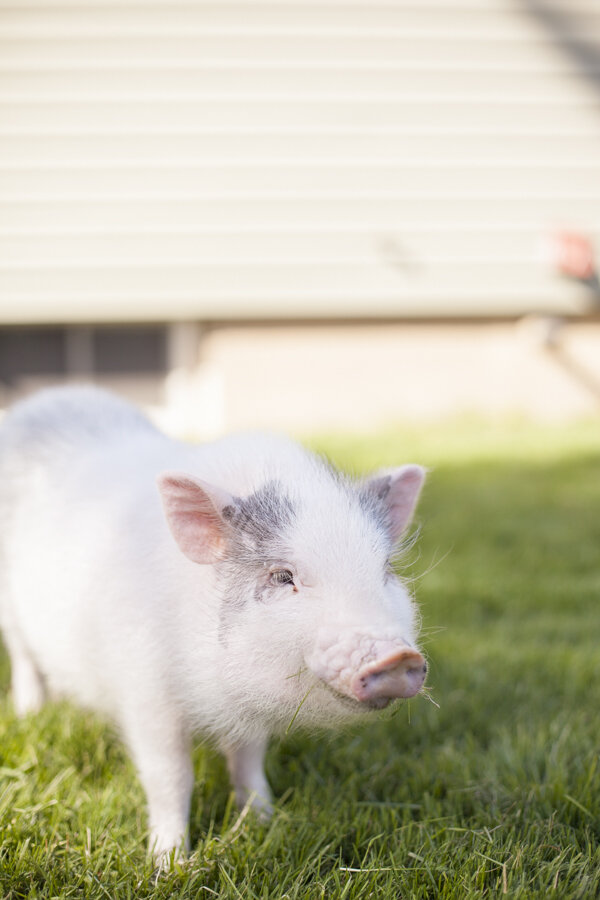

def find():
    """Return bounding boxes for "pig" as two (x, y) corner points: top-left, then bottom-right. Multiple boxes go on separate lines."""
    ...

(0, 386), (427, 860)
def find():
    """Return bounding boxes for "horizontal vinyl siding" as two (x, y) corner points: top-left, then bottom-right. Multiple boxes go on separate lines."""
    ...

(0, 225), (589, 262)
(2, 37), (599, 68)
(4, 195), (600, 232)
(1, 1), (600, 322)
(2, 67), (600, 98)
(3, 99), (600, 130)
(2, 129), (600, 164)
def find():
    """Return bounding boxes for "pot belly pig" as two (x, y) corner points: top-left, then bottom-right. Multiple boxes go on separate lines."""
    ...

(0, 386), (427, 858)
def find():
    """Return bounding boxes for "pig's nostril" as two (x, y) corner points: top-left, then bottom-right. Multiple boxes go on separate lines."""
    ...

(351, 649), (427, 703)
(409, 661), (427, 676)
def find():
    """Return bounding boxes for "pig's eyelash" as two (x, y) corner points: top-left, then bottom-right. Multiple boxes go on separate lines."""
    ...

(269, 568), (296, 588)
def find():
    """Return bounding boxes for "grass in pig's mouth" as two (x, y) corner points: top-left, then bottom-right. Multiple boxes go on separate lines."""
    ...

(285, 683), (317, 734)
(420, 684), (440, 708)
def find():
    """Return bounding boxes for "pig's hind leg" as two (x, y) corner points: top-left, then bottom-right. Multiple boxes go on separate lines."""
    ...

(11, 651), (45, 716)
(2, 616), (46, 717)
(223, 734), (273, 819)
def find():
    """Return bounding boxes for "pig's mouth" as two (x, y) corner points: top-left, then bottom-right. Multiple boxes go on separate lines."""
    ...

(321, 680), (397, 712)
(363, 696), (395, 710)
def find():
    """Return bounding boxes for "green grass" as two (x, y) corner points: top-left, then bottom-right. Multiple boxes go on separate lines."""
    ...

(1, 419), (600, 898)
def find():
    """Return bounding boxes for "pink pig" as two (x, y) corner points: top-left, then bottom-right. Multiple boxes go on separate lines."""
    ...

(0, 386), (427, 859)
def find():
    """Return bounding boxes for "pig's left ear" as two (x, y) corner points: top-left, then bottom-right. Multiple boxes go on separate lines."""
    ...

(363, 465), (426, 544)
(157, 472), (236, 564)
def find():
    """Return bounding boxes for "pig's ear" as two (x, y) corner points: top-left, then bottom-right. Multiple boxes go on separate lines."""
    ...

(157, 472), (235, 564)
(364, 465), (426, 544)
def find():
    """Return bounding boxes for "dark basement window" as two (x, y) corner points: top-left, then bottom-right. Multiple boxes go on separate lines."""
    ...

(0, 326), (168, 383)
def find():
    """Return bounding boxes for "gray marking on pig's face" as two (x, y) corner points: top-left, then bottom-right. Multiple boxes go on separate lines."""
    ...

(366, 475), (392, 502)
(217, 481), (296, 640)
(225, 482), (295, 550)
(357, 478), (395, 549)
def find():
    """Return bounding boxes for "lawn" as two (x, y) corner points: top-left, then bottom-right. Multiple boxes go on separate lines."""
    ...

(1, 419), (599, 898)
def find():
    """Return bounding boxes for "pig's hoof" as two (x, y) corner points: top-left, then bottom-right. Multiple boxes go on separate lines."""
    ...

(252, 796), (274, 823)
(235, 789), (274, 822)
(151, 848), (188, 878)
(149, 832), (189, 873)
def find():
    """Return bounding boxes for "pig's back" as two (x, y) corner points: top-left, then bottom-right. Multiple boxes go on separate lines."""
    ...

(0, 384), (305, 495)
(0, 385), (158, 467)
(0, 384), (179, 542)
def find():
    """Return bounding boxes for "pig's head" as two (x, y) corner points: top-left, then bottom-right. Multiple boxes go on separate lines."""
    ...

(158, 455), (427, 732)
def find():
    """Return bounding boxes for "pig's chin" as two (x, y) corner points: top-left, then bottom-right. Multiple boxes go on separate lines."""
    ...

(320, 681), (396, 713)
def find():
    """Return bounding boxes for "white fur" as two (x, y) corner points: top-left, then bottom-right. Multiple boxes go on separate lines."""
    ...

(0, 386), (425, 858)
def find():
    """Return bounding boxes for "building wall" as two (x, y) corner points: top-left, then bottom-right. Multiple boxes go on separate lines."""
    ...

(188, 319), (600, 436)
(2, 2), (600, 435)
(1, 0), (600, 322)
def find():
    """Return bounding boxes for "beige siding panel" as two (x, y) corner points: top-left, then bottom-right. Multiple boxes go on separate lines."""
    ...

(2, 35), (596, 66)
(3, 99), (600, 130)
(4, 162), (600, 196)
(3, 130), (600, 165)
(4, 228), (600, 264)
(4, 194), (600, 230)
(0, 262), (591, 319)
(0, 260), (589, 297)
(3, 65), (600, 98)
(3, 4), (600, 33)
(1, 1), (597, 8)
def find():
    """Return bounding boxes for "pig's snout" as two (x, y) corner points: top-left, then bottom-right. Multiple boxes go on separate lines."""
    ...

(306, 631), (427, 710)
(350, 649), (427, 704)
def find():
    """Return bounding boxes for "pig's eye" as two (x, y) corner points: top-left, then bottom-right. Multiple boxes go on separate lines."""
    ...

(270, 568), (295, 587)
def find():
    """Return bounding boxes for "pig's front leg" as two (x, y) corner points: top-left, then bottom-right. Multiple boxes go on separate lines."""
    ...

(125, 711), (194, 862)
(224, 734), (273, 819)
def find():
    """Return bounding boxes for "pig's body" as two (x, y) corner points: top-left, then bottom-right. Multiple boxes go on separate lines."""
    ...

(0, 386), (427, 858)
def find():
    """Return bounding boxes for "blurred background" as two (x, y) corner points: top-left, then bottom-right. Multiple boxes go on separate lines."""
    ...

(1, 0), (600, 438)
